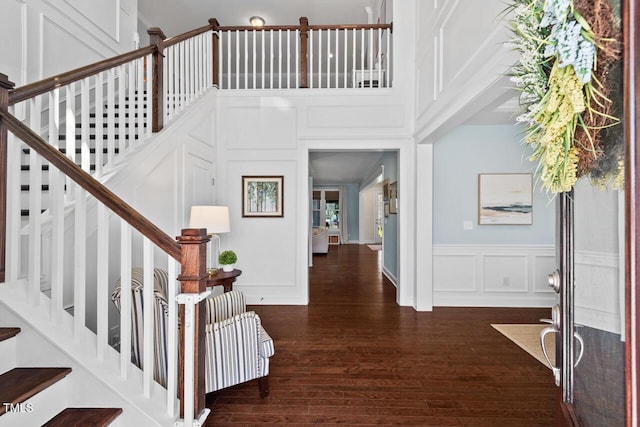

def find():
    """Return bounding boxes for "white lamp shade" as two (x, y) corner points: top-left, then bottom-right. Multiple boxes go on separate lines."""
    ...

(189, 206), (230, 234)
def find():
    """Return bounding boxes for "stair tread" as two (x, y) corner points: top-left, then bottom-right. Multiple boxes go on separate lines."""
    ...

(43, 407), (123, 427)
(0, 328), (20, 342)
(0, 367), (72, 416)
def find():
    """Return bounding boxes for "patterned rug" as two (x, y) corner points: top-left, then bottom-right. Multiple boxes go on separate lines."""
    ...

(366, 244), (382, 251)
(491, 324), (555, 370)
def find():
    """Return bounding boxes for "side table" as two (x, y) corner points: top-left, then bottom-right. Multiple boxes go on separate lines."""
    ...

(206, 269), (242, 293)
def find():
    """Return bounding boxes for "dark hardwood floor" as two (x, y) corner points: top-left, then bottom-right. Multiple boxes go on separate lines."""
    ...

(205, 244), (556, 426)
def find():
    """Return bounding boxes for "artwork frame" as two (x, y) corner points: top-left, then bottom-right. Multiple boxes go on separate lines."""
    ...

(478, 173), (533, 225)
(389, 181), (397, 214)
(384, 202), (390, 218)
(382, 178), (390, 201)
(242, 175), (284, 218)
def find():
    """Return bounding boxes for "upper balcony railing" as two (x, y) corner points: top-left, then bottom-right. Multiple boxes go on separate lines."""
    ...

(211, 18), (393, 90)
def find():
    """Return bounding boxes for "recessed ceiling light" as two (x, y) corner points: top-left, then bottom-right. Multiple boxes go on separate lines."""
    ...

(249, 16), (265, 27)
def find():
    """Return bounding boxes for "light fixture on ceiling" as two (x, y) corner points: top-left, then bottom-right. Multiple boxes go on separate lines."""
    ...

(249, 16), (265, 27)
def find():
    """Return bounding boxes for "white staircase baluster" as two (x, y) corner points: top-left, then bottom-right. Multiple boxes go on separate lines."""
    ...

(386, 28), (391, 87)
(295, 30), (300, 88)
(49, 89), (65, 323)
(360, 29), (365, 87)
(335, 29), (339, 88)
(309, 30), (313, 88)
(106, 68), (116, 166)
(287, 29), (291, 89)
(244, 30), (248, 89)
(6, 130), (20, 283)
(252, 30), (257, 89)
(119, 221), (132, 379)
(128, 62), (136, 152)
(145, 54), (153, 138)
(166, 258), (178, 416)
(235, 31), (240, 90)
(94, 72), (104, 177)
(165, 45), (174, 121)
(65, 84), (76, 201)
(180, 42), (186, 110)
(28, 96), (42, 305)
(80, 77), (90, 171)
(142, 237), (154, 397)
(377, 28), (382, 85)
(73, 185), (86, 342)
(326, 29), (330, 88)
(368, 29), (373, 88)
(261, 30), (265, 89)
(269, 30), (274, 89)
(117, 65), (126, 153)
(136, 58), (145, 143)
(96, 203), (109, 360)
(342, 29), (347, 88)
(352, 28), (356, 88)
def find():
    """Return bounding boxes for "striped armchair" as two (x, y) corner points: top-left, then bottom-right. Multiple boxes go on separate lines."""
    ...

(112, 272), (274, 397)
(204, 290), (274, 397)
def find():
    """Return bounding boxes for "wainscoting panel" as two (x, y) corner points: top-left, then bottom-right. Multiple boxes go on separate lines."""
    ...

(226, 105), (297, 150)
(574, 250), (622, 334)
(433, 254), (476, 292)
(482, 254), (528, 293)
(434, 245), (556, 307)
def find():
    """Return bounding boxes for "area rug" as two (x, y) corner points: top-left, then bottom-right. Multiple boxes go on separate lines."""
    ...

(491, 324), (555, 370)
(367, 244), (382, 251)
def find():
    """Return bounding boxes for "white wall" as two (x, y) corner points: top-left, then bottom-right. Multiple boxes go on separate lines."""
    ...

(0, 0), (138, 87)
(413, 0), (517, 141)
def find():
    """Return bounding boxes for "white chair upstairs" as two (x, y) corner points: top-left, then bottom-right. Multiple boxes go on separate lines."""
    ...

(112, 271), (275, 397)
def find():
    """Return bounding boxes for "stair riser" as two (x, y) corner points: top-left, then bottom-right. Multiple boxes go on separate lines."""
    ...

(0, 377), (68, 427)
(0, 337), (17, 375)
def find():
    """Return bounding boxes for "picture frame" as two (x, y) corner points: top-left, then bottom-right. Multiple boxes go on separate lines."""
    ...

(478, 173), (533, 225)
(242, 175), (284, 218)
(389, 181), (397, 214)
(382, 178), (390, 201)
(384, 202), (390, 217)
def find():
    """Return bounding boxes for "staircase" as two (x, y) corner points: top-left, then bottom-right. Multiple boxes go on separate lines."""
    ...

(19, 96), (145, 220)
(0, 327), (122, 426)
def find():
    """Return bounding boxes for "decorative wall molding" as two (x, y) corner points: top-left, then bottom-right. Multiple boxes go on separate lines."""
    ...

(574, 250), (622, 334)
(433, 244), (556, 307)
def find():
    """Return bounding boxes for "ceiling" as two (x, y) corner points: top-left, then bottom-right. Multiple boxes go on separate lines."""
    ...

(138, 0), (374, 37)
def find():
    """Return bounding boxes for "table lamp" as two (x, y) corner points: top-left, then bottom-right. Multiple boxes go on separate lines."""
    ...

(189, 206), (230, 275)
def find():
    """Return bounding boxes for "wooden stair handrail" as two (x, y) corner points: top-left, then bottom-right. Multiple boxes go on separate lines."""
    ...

(216, 22), (393, 32)
(0, 108), (182, 262)
(8, 46), (156, 106)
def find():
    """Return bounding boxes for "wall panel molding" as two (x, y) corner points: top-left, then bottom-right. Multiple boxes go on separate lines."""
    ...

(434, 244), (556, 307)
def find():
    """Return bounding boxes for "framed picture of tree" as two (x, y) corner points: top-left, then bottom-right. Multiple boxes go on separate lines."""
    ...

(242, 176), (284, 217)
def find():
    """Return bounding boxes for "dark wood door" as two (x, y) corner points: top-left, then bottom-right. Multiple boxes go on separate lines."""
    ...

(552, 1), (639, 425)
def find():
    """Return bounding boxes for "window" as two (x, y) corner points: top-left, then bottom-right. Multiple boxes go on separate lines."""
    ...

(312, 189), (340, 230)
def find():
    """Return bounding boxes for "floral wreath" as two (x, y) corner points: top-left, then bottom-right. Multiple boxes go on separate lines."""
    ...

(507, 0), (622, 193)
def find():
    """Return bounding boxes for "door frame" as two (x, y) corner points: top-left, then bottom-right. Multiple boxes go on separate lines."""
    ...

(624, 0), (639, 424)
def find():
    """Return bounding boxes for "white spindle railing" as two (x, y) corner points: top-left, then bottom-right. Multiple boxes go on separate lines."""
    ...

(217, 24), (392, 90)
(163, 31), (212, 119)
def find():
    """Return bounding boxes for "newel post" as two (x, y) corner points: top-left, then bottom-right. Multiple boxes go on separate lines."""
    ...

(0, 73), (15, 283)
(176, 228), (210, 419)
(299, 17), (309, 88)
(147, 27), (166, 133)
(209, 18), (220, 88)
